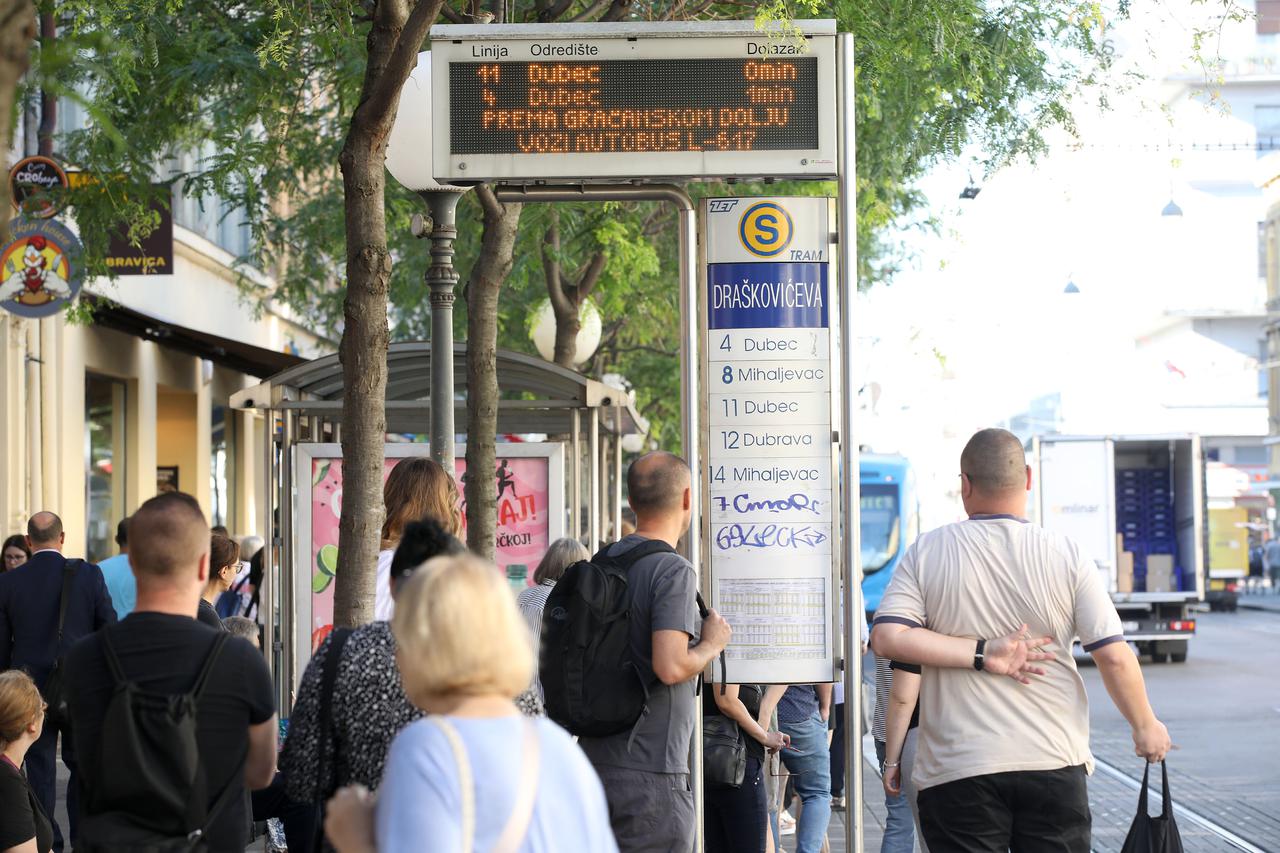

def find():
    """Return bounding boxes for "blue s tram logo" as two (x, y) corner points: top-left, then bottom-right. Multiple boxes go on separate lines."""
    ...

(738, 202), (793, 257)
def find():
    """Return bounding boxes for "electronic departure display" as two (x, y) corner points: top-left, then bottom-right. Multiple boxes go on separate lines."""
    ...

(448, 58), (819, 156)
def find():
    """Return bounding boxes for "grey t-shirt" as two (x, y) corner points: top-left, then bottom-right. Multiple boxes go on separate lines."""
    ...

(578, 535), (700, 775)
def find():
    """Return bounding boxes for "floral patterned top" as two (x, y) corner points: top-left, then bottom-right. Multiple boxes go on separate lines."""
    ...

(281, 621), (417, 802)
(281, 620), (543, 805)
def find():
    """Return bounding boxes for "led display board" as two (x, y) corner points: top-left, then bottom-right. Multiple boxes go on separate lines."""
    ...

(431, 21), (837, 181)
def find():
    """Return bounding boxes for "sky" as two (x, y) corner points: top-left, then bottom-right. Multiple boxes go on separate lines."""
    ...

(853, 2), (1273, 527)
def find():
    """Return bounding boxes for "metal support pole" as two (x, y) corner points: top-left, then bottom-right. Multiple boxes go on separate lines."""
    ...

(571, 410), (582, 541)
(493, 183), (701, 846)
(589, 408), (601, 550)
(280, 411), (295, 714)
(837, 32), (864, 853)
(262, 411), (277, 689)
(422, 189), (467, 470)
(614, 406), (623, 538)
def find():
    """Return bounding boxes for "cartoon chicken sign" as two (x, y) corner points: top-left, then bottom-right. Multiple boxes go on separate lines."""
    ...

(0, 218), (83, 318)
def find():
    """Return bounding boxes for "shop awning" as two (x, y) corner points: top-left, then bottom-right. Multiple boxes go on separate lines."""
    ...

(89, 300), (307, 378)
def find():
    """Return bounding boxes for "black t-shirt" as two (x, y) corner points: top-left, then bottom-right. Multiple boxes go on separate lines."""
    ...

(0, 758), (53, 853)
(197, 598), (226, 631)
(703, 684), (765, 761)
(889, 660), (921, 731)
(65, 612), (275, 852)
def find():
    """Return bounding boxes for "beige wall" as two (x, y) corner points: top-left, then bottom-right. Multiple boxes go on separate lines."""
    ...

(0, 318), (274, 556)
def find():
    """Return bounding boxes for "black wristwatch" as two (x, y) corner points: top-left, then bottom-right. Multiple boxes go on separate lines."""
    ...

(973, 638), (987, 671)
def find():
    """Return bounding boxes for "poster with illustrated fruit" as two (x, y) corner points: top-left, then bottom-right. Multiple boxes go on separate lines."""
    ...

(300, 444), (564, 654)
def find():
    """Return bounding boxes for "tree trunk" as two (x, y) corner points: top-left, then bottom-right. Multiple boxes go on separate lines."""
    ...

(332, 0), (444, 627)
(465, 186), (521, 559)
(0, 2), (35, 227)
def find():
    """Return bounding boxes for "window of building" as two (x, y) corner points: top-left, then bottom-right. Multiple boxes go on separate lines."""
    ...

(1260, 1), (1280, 34)
(85, 375), (127, 563)
(1256, 105), (1280, 158)
(210, 405), (235, 530)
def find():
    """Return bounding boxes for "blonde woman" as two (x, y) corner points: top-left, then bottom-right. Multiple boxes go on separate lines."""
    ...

(0, 670), (52, 853)
(374, 458), (462, 621)
(325, 554), (617, 853)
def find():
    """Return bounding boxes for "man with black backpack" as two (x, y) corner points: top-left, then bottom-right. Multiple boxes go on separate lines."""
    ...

(64, 492), (277, 852)
(544, 452), (732, 853)
(0, 511), (115, 852)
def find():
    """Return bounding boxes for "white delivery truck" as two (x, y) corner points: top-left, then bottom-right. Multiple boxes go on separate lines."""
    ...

(1032, 434), (1205, 664)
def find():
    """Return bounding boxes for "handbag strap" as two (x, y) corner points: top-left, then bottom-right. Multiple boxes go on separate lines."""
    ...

(1159, 760), (1172, 819)
(429, 717), (475, 853)
(491, 719), (541, 853)
(316, 628), (353, 799)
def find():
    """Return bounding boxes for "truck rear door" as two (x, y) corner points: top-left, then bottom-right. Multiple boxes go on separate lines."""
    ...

(1035, 437), (1116, 592)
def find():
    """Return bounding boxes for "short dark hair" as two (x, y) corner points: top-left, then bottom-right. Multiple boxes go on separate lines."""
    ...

(128, 492), (209, 579)
(211, 525), (229, 537)
(27, 512), (62, 545)
(115, 518), (129, 548)
(626, 452), (690, 514)
(960, 428), (1027, 493)
(389, 518), (467, 583)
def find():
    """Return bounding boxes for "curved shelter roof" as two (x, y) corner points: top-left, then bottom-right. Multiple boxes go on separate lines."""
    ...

(230, 341), (648, 437)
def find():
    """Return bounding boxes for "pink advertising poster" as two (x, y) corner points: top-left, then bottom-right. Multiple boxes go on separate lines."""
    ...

(302, 445), (562, 654)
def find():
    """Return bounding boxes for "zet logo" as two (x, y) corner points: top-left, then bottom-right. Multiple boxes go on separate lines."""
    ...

(739, 202), (793, 257)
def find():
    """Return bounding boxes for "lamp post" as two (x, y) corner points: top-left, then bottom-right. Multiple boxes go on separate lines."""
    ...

(385, 52), (471, 471)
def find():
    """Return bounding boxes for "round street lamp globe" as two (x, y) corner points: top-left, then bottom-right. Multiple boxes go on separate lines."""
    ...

(530, 298), (602, 366)
(385, 52), (469, 193)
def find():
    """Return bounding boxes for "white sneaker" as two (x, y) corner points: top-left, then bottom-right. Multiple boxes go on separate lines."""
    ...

(780, 812), (797, 836)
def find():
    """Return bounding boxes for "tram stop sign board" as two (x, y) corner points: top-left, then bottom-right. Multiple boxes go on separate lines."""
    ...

(700, 196), (839, 684)
(429, 21), (837, 182)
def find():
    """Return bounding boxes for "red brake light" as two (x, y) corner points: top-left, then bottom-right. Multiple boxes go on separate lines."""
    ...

(1168, 620), (1196, 633)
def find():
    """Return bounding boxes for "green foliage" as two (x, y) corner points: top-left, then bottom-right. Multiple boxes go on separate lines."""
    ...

(31, 0), (1133, 449)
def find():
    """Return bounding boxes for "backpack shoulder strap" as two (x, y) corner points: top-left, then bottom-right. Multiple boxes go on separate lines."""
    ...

(55, 560), (79, 642)
(98, 624), (127, 685)
(191, 633), (230, 700)
(598, 539), (677, 571)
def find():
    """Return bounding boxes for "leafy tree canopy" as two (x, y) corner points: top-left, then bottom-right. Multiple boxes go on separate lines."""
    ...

(32, 0), (1131, 448)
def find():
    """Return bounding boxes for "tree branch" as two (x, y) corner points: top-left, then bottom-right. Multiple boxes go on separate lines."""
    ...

(575, 249), (606, 301)
(569, 0), (612, 22)
(475, 184), (504, 220)
(600, 0), (631, 22)
(358, 0), (445, 132)
(539, 0), (574, 22)
(440, 4), (464, 22)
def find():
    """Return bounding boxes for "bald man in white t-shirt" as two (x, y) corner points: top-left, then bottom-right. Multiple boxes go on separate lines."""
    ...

(871, 428), (1170, 853)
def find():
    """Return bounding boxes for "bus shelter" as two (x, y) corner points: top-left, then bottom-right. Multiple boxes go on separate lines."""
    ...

(231, 341), (648, 706)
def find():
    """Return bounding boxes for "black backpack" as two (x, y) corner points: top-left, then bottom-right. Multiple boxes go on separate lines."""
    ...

(541, 540), (715, 737)
(78, 628), (235, 853)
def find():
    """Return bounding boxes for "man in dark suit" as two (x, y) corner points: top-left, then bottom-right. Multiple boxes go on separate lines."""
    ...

(0, 511), (116, 852)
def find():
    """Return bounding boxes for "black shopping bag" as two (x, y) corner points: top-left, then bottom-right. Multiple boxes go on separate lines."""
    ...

(1120, 761), (1184, 853)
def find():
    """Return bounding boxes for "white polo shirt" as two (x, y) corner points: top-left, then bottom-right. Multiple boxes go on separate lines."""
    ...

(874, 515), (1123, 790)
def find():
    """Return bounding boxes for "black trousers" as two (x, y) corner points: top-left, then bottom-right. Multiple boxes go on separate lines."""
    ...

(918, 765), (1090, 853)
(705, 756), (767, 853)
